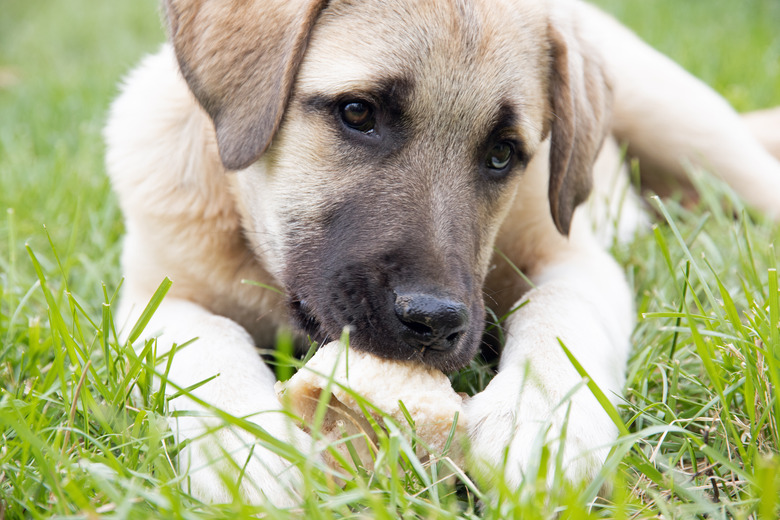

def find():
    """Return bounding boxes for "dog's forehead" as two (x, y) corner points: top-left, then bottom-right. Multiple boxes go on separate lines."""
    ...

(296, 0), (551, 139)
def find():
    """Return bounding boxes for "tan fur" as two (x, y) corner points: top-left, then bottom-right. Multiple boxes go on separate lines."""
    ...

(105, 0), (780, 504)
(164, 0), (330, 170)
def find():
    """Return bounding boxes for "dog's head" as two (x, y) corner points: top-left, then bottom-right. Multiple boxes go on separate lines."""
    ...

(164, 0), (611, 372)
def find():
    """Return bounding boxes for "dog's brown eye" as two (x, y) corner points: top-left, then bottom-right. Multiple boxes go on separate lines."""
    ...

(340, 101), (376, 133)
(486, 141), (514, 171)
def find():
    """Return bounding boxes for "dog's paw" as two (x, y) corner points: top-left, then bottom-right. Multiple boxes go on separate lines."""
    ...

(463, 365), (617, 489)
(173, 412), (313, 507)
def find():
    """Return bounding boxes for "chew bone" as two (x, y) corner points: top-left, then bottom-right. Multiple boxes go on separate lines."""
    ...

(275, 341), (467, 469)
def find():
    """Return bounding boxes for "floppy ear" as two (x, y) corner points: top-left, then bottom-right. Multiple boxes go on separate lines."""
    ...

(547, 22), (613, 235)
(163, 0), (329, 170)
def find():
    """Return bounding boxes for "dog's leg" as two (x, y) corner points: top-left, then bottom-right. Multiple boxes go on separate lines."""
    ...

(574, 1), (780, 218)
(466, 234), (633, 486)
(119, 294), (312, 506)
(106, 47), (314, 505)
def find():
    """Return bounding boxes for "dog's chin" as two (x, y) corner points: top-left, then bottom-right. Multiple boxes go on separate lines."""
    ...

(339, 325), (483, 373)
(286, 292), (483, 373)
(416, 322), (484, 373)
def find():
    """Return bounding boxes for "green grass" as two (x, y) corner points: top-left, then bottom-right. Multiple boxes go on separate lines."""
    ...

(1, 0), (780, 518)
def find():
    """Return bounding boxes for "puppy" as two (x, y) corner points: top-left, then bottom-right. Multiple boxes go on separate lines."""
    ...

(104, 0), (780, 505)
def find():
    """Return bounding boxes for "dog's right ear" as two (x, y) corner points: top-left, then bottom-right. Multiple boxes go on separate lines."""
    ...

(164, 0), (329, 170)
(546, 20), (612, 236)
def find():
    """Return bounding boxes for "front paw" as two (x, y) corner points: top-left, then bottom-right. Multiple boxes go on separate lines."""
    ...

(173, 412), (314, 507)
(463, 366), (617, 489)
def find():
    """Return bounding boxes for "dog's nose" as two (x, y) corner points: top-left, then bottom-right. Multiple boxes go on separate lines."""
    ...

(394, 292), (469, 351)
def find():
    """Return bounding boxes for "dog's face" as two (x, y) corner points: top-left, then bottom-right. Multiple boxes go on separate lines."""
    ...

(164, 0), (611, 372)
(247, 0), (552, 372)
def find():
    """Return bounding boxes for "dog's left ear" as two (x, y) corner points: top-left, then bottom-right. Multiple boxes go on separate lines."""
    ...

(163, 0), (329, 170)
(546, 21), (613, 235)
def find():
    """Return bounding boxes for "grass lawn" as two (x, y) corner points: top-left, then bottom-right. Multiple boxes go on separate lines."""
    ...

(1, 0), (780, 518)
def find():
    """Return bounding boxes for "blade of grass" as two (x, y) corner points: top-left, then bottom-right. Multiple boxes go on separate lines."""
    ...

(126, 278), (172, 344)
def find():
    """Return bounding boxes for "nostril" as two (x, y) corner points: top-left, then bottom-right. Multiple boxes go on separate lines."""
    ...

(400, 319), (434, 336)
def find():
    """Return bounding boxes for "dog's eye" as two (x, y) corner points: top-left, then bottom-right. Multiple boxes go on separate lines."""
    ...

(340, 101), (376, 133)
(485, 141), (514, 172)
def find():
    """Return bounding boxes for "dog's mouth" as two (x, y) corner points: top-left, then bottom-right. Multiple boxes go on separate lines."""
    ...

(288, 295), (328, 343)
(286, 287), (483, 372)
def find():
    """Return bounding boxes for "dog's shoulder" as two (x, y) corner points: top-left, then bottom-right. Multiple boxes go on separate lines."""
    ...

(104, 45), (236, 225)
(105, 46), (281, 338)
